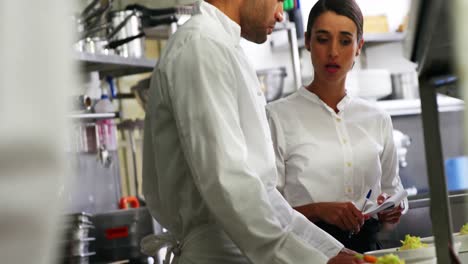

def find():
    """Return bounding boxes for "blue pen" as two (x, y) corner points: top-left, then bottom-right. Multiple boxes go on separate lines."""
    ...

(361, 189), (373, 212)
(348, 189), (372, 238)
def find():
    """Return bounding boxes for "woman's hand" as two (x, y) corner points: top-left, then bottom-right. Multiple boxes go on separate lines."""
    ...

(377, 193), (403, 224)
(296, 202), (365, 233)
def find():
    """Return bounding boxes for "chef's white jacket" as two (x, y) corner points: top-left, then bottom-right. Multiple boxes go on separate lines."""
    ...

(142, 1), (343, 263)
(266, 87), (408, 213)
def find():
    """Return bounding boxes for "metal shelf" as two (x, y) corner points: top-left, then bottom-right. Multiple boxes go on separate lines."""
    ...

(277, 32), (404, 50)
(75, 52), (156, 77)
(364, 32), (405, 43)
(69, 112), (120, 120)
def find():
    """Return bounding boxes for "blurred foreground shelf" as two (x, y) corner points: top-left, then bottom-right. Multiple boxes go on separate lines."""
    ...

(75, 52), (156, 77)
(69, 112), (120, 120)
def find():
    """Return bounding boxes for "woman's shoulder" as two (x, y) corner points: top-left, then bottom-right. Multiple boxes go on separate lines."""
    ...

(350, 96), (391, 120)
(266, 90), (310, 126)
(266, 90), (302, 112)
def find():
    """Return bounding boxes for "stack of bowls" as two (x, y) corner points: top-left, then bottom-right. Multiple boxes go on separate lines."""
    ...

(60, 212), (96, 264)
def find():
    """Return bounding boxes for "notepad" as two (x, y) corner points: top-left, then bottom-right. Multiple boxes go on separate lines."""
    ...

(363, 189), (408, 215)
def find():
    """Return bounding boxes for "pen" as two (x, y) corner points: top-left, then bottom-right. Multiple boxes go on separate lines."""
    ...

(348, 189), (372, 238)
(361, 189), (372, 212)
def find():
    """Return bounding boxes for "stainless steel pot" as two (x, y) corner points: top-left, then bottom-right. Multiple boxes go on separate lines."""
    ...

(75, 37), (115, 55)
(256, 67), (287, 102)
(108, 10), (144, 58)
(390, 71), (419, 100)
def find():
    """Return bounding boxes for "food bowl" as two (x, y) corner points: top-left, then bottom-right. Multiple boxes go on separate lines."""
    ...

(421, 233), (468, 252)
(365, 242), (461, 263)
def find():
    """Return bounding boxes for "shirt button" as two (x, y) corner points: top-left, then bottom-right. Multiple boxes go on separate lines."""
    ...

(343, 139), (348, 144)
(346, 162), (352, 167)
(347, 188), (352, 193)
(336, 118), (342, 122)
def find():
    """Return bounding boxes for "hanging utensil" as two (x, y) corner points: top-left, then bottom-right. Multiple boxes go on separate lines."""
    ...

(81, 0), (101, 18)
(125, 4), (177, 17)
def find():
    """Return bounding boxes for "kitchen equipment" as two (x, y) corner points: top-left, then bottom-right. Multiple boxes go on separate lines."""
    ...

(75, 37), (115, 55)
(65, 238), (96, 256)
(119, 196), (140, 209)
(390, 71), (420, 100)
(256, 67), (287, 102)
(76, 0), (113, 41)
(421, 233), (468, 250)
(93, 207), (156, 263)
(63, 253), (95, 264)
(352, 69), (392, 100)
(59, 212), (97, 264)
(445, 156), (468, 191)
(65, 223), (95, 240)
(108, 10), (145, 58)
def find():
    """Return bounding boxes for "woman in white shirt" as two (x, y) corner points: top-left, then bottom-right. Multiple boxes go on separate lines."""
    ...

(266, 0), (407, 253)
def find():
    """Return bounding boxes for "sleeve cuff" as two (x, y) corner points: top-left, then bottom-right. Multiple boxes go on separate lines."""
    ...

(274, 232), (329, 264)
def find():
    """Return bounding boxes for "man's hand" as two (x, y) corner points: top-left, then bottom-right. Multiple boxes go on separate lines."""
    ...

(327, 248), (365, 264)
(377, 193), (403, 224)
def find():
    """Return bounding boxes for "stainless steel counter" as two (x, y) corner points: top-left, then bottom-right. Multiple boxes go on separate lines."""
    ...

(378, 190), (468, 248)
(408, 191), (468, 209)
(377, 95), (464, 116)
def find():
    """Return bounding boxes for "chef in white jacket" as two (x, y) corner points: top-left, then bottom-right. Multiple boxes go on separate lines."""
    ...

(142, 0), (365, 263)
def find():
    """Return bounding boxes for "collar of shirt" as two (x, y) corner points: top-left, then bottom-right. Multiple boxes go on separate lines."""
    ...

(298, 86), (352, 115)
(197, 1), (242, 46)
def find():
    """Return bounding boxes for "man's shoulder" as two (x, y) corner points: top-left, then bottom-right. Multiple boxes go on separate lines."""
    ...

(160, 16), (233, 64)
(175, 14), (230, 45)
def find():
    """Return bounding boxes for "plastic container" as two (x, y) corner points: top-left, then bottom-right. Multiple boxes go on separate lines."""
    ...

(445, 156), (468, 191)
(94, 94), (117, 151)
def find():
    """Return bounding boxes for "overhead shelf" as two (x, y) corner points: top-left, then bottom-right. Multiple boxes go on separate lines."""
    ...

(377, 95), (464, 116)
(69, 112), (120, 120)
(277, 32), (405, 50)
(75, 52), (156, 77)
(364, 32), (405, 43)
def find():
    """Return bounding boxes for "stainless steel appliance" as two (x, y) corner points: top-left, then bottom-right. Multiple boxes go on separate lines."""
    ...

(93, 207), (155, 263)
(256, 67), (287, 102)
(108, 10), (145, 58)
(59, 212), (96, 264)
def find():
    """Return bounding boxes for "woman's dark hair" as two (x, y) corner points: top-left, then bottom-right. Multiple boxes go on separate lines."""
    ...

(305, 0), (363, 41)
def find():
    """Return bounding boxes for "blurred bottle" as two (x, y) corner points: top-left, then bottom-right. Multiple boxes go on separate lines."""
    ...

(84, 71), (102, 102)
(94, 91), (118, 151)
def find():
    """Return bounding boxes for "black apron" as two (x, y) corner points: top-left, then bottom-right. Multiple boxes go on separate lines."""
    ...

(314, 218), (382, 253)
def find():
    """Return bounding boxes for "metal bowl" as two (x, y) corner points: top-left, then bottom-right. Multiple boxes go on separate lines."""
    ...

(256, 67), (287, 102)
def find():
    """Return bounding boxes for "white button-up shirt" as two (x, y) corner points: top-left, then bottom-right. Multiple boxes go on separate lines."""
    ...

(266, 87), (408, 212)
(142, 1), (343, 263)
